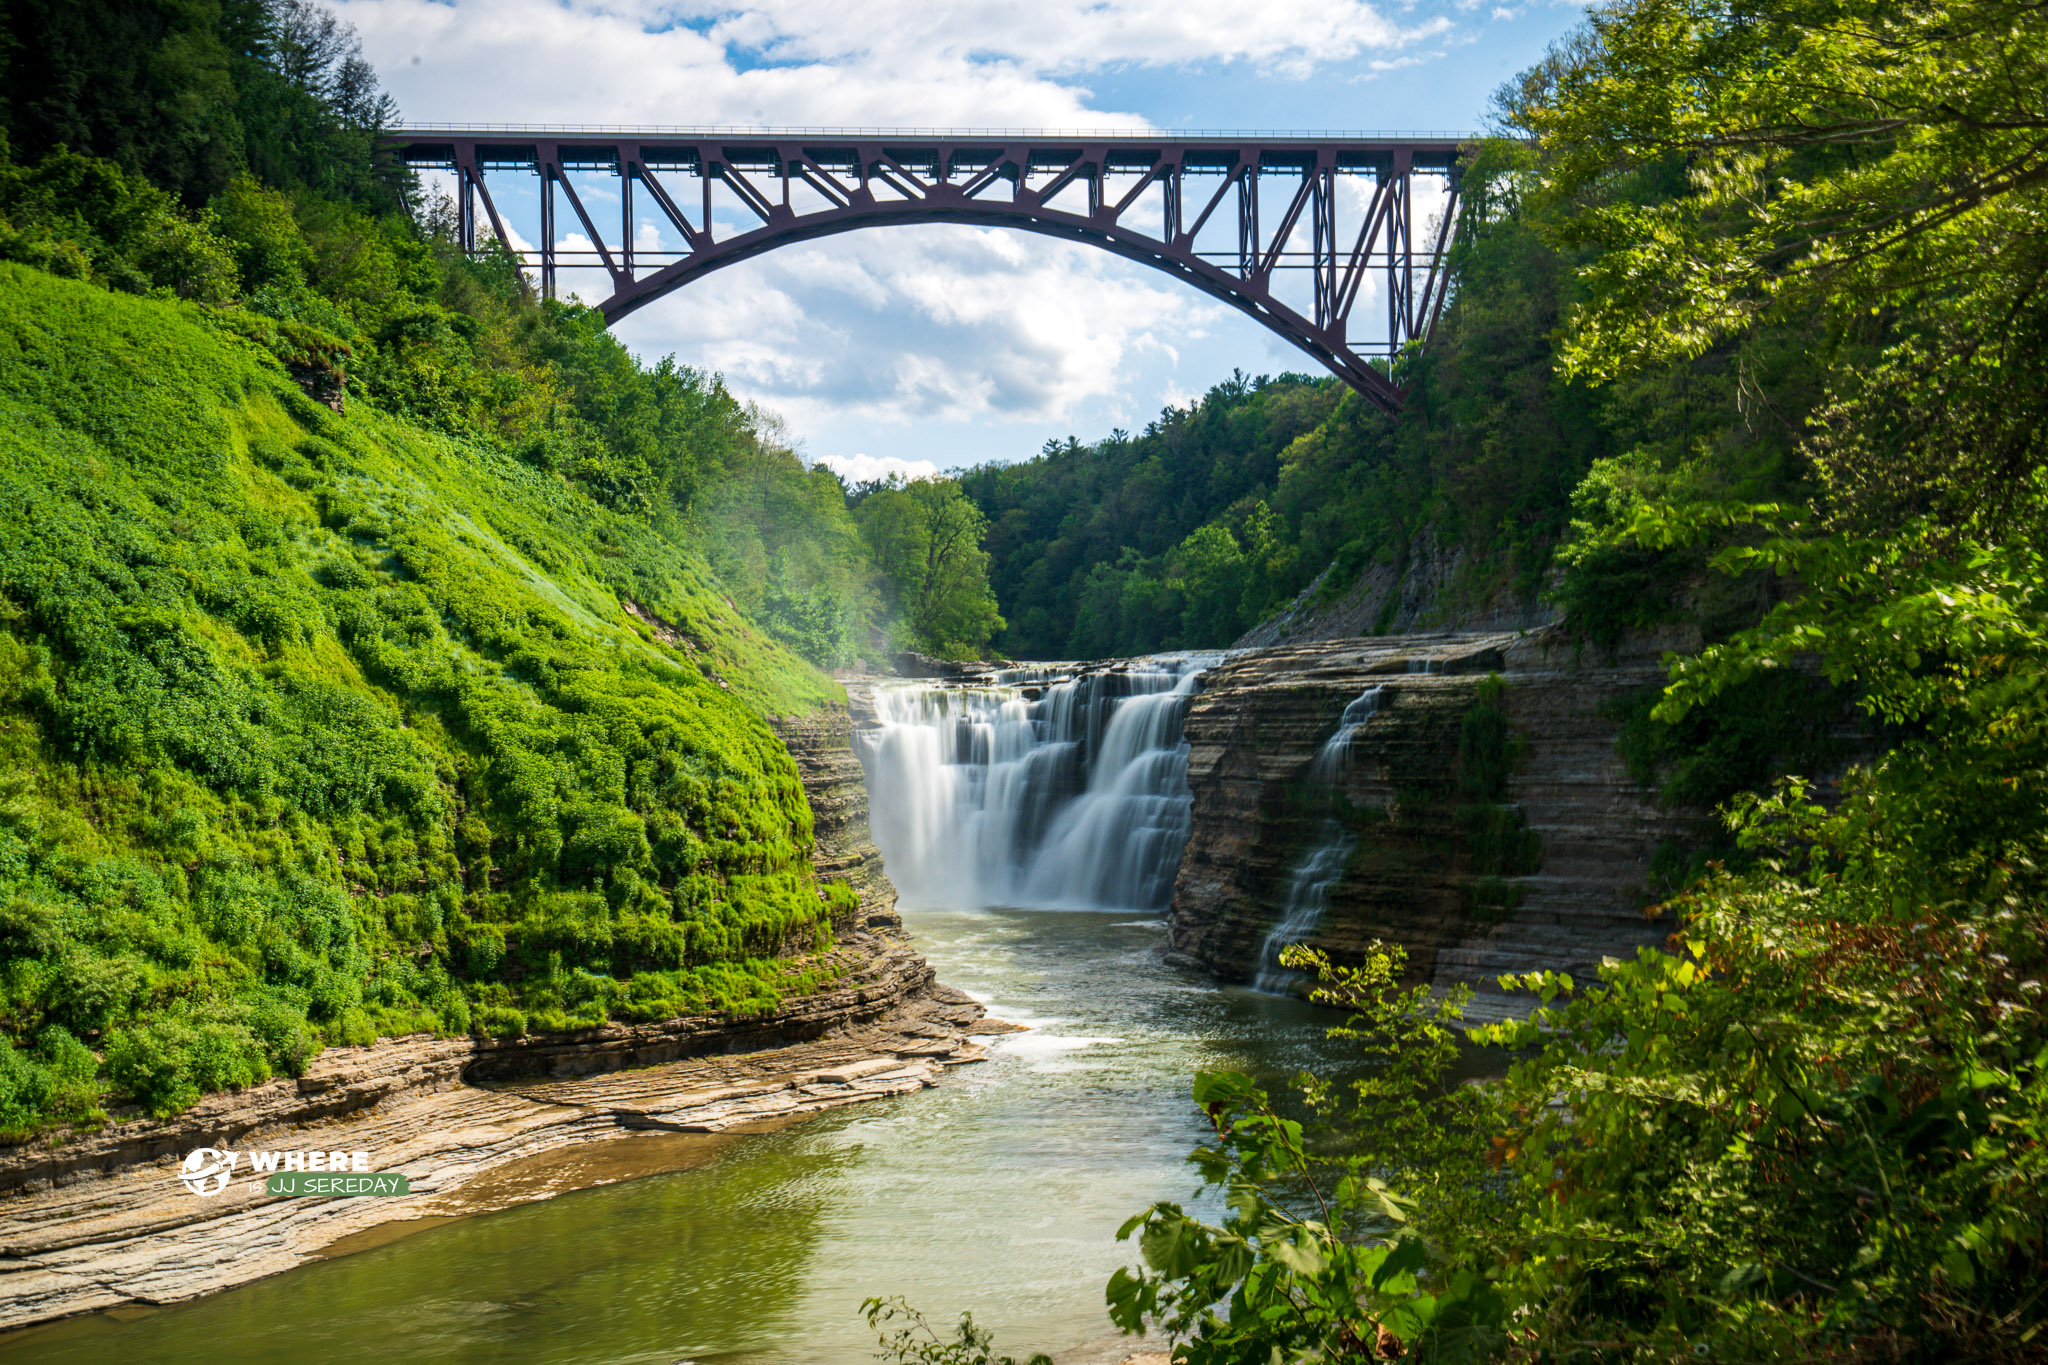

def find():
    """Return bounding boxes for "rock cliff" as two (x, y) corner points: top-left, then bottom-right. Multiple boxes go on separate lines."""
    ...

(1166, 628), (1701, 1018)
(769, 703), (902, 933)
(1235, 532), (1555, 649)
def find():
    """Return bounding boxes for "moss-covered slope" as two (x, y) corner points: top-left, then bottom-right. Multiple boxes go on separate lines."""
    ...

(0, 265), (854, 1132)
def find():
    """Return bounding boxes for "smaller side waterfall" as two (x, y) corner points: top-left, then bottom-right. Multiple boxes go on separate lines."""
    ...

(1254, 684), (1384, 992)
(1252, 821), (1353, 993)
(1308, 684), (1383, 780)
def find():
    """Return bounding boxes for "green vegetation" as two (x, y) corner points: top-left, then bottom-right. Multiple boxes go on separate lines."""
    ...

(0, 0), (1004, 670)
(1319, 673), (1540, 927)
(7, 0), (2045, 1355)
(958, 375), (1339, 656)
(891, 1), (2048, 1360)
(862, 1299), (1054, 1365)
(1, 0), (403, 211)
(1110, 2), (2048, 1358)
(0, 0), (1006, 1138)
(0, 263), (846, 1132)
(953, 131), (1720, 658)
(956, 128), (1838, 661)
(853, 478), (1006, 660)
(1109, 948), (1500, 1363)
(1451, 676), (1541, 921)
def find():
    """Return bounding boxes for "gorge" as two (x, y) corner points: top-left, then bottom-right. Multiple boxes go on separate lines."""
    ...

(2, 0), (2035, 1352)
(0, 626), (1695, 1350)
(848, 627), (1699, 1018)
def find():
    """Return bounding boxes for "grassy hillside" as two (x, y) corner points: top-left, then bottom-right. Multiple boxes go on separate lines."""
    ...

(0, 264), (854, 1134)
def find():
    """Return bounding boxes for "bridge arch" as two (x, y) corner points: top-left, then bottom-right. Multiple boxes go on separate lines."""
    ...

(388, 129), (1468, 413)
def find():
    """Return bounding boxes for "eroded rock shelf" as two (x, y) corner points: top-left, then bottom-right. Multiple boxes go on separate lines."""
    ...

(1167, 628), (1701, 1017)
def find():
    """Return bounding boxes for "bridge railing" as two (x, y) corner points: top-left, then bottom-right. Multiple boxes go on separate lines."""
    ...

(392, 123), (1478, 142)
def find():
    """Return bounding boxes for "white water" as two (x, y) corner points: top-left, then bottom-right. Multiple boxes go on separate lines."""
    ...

(1253, 684), (1384, 992)
(1307, 684), (1384, 780)
(855, 658), (1214, 911)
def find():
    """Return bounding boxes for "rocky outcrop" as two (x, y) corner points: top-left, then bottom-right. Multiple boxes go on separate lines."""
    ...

(0, 965), (990, 1330)
(0, 701), (962, 1331)
(1167, 628), (1701, 1018)
(1235, 532), (1554, 649)
(770, 703), (901, 932)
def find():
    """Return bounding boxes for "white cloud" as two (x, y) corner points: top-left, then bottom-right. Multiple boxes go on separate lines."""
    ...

(697, 0), (1451, 82)
(339, 0), (1137, 128)
(815, 452), (943, 484)
(338, 0), (1452, 128)
(612, 225), (1227, 431)
(336, 0), (1523, 468)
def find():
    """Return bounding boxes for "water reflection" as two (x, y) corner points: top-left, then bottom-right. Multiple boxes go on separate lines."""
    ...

(1, 908), (1347, 1365)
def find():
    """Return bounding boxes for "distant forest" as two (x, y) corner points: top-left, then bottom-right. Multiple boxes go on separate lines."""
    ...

(957, 133), (1807, 660)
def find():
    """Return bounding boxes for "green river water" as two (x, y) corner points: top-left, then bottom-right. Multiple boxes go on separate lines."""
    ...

(2, 907), (1348, 1364)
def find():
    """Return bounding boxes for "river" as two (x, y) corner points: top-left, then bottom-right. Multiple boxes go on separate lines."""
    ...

(4, 660), (1372, 1362)
(2, 906), (1346, 1364)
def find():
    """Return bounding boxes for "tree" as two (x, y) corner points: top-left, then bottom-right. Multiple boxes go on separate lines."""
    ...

(1169, 523), (1246, 646)
(1098, 6), (2048, 1360)
(855, 478), (1005, 659)
(0, 1), (407, 213)
(1518, 0), (2048, 542)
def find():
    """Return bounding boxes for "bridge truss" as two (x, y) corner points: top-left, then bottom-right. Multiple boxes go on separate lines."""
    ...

(388, 128), (1469, 411)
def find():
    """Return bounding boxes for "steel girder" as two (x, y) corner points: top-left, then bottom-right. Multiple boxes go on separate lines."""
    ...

(390, 131), (1468, 412)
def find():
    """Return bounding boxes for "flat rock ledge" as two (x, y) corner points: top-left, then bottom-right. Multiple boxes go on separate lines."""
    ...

(0, 934), (985, 1333)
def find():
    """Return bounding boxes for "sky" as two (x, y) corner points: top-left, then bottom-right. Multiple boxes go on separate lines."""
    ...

(336, 0), (1588, 483)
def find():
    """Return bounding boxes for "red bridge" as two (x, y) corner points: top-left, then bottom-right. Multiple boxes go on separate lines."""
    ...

(387, 127), (1471, 411)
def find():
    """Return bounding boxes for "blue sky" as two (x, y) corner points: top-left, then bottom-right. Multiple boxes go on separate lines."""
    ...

(340, 0), (1587, 482)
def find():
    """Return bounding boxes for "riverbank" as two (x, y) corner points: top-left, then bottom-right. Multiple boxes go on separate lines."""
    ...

(0, 934), (1002, 1332)
(0, 701), (987, 1333)
(0, 906), (1342, 1365)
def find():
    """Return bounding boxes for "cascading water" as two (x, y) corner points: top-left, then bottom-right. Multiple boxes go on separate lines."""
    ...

(1252, 824), (1352, 993)
(1253, 684), (1384, 992)
(1308, 684), (1384, 780)
(855, 658), (1213, 911)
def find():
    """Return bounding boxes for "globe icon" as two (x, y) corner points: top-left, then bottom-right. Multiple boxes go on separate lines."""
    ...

(179, 1148), (237, 1196)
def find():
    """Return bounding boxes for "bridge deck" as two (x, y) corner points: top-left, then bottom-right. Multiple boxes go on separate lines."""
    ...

(381, 127), (1478, 410)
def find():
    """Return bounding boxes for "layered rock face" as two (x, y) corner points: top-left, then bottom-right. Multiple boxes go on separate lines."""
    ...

(770, 703), (902, 932)
(1235, 531), (1555, 649)
(1167, 628), (1700, 1018)
(0, 962), (993, 1331)
(0, 703), (963, 1330)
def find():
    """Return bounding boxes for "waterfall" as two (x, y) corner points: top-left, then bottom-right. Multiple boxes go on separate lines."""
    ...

(1253, 683), (1384, 993)
(855, 658), (1212, 911)
(1307, 684), (1383, 781)
(1252, 822), (1353, 993)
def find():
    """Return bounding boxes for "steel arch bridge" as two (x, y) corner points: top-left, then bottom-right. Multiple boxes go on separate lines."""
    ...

(387, 127), (1470, 412)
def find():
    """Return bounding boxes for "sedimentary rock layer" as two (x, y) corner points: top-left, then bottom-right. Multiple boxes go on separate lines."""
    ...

(0, 702), (959, 1332)
(771, 703), (901, 931)
(1235, 531), (1556, 649)
(1167, 628), (1700, 1017)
